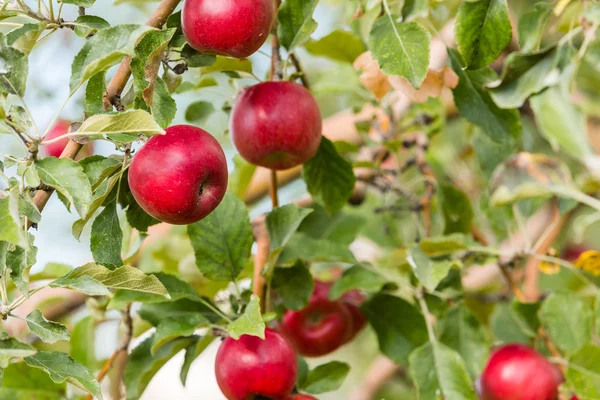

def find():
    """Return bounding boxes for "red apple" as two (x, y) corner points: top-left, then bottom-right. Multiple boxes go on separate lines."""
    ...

(42, 120), (93, 158)
(287, 395), (318, 400)
(341, 290), (367, 342)
(128, 125), (228, 225)
(562, 244), (589, 262)
(215, 328), (298, 400)
(480, 344), (563, 400)
(230, 81), (323, 170)
(182, 0), (274, 59)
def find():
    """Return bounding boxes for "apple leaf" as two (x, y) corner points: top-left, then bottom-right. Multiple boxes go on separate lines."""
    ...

(25, 310), (70, 344)
(540, 292), (593, 355)
(226, 294), (265, 340)
(448, 49), (521, 143)
(419, 234), (467, 257)
(73, 15), (109, 38)
(70, 316), (96, 371)
(7, 232), (37, 296)
(24, 352), (101, 399)
(139, 299), (222, 327)
(455, 0), (512, 69)
(187, 192), (253, 282)
(277, 0), (319, 50)
(361, 294), (428, 363)
(74, 109), (165, 143)
(0, 33), (28, 97)
(84, 71), (106, 117)
(50, 263), (168, 298)
(184, 101), (215, 125)
(59, 0), (95, 7)
(439, 305), (489, 378)
(0, 335), (36, 368)
(300, 361), (350, 395)
(90, 201), (123, 269)
(518, 2), (552, 53)
(70, 24), (153, 91)
(409, 342), (478, 400)
(329, 264), (387, 300)
(279, 232), (356, 265)
(0, 187), (30, 250)
(305, 30), (366, 63)
(228, 155), (257, 200)
(439, 184), (474, 235)
(180, 335), (215, 386)
(566, 344), (600, 398)
(272, 260), (314, 311)
(303, 138), (355, 215)
(368, 17), (430, 89)
(200, 57), (252, 75)
(267, 204), (313, 253)
(152, 314), (209, 355)
(34, 157), (93, 219)
(407, 246), (456, 291)
(6, 23), (45, 55)
(124, 335), (192, 400)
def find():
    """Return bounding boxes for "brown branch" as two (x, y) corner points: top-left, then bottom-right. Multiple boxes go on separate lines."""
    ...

(252, 223), (269, 312)
(269, 0), (283, 82)
(85, 305), (133, 400)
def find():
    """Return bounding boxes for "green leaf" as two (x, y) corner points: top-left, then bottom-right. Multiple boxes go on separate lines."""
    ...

(200, 57), (252, 75)
(409, 342), (478, 400)
(51, 263), (168, 297)
(303, 138), (356, 214)
(419, 234), (467, 257)
(272, 260), (314, 310)
(455, 0), (512, 69)
(368, 17), (430, 88)
(0, 336), (36, 368)
(184, 101), (215, 124)
(267, 204), (313, 252)
(2, 362), (65, 395)
(187, 192), (253, 281)
(7, 232), (37, 296)
(304, 29), (365, 63)
(7, 23), (45, 55)
(407, 246), (455, 291)
(361, 294), (428, 363)
(301, 361), (350, 395)
(73, 15), (109, 38)
(439, 305), (489, 378)
(402, 0), (428, 21)
(24, 352), (102, 399)
(34, 157), (93, 219)
(152, 315), (208, 354)
(518, 2), (552, 53)
(124, 335), (192, 400)
(329, 264), (387, 300)
(147, 77), (177, 129)
(79, 155), (121, 188)
(109, 272), (200, 309)
(277, 0), (319, 50)
(566, 344), (600, 399)
(439, 184), (473, 235)
(0, 33), (28, 96)
(490, 303), (534, 344)
(530, 86), (594, 161)
(0, 188), (29, 249)
(25, 310), (70, 344)
(84, 71), (106, 117)
(180, 44), (216, 67)
(180, 335), (215, 386)
(448, 49), (522, 143)
(59, 0), (95, 7)
(70, 24), (152, 91)
(539, 292), (593, 355)
(228, 155), (257, 199)
(70, 316), (96, 370)
(279, 232), (356, 265)
(226, 294), (265, 340)
(489, 47), (560, 109)
(139, 299), (221, 327)
(74, 109), (165, 142)
(90, 201), (123, 268)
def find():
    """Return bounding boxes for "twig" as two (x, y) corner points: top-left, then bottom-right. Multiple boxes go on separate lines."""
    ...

(252, 223), (269, 313)
(413, 133), (435, 236)
(290, 53), (309, 89)
(85, 305), (133, 400)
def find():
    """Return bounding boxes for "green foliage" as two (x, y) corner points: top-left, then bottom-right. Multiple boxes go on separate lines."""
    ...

(300, 361), (350, 395)
(277, 0), (319, 50)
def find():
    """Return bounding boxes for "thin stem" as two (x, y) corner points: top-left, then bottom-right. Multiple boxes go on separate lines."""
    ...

(198, 297), (232, 323)
(9, 286), (46, 311)
(41, 89), (77, 140)
(269, 170), (279, 208)
(0, 273), (8, 306)
(416, 288), (436, 342)
(290, 53), (310, 89)
(47, 0), (55, 22)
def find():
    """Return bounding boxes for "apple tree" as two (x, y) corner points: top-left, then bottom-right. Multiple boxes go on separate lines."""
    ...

(0, 0), (599, 399)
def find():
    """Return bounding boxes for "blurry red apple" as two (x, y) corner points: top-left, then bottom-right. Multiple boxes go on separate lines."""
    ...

(182, 0), (274, 58)
(562, 244), (589, 262)
(341, 289), (367, 342)
(230, 81), (322, 170)
(43, 120), (93, 158)
(215, 328), (298, 400)
(287, 395), (318, 400)
(480, 344), (563, 400)
(128, 125), (227, 225)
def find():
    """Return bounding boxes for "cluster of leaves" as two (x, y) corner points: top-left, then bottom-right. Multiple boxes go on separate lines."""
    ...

(1, 0), (600, 399)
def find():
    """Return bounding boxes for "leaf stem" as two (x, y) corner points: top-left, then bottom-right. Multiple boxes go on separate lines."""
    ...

(416, 287), (436, 343)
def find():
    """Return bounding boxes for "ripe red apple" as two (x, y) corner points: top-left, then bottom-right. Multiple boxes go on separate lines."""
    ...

(230, 81), (323, 170)
(182, 0), (274, 59)
(480, 344), (563, 400)
(215, 328), (298, 400)
(128, 125), (228, 225)
(42, 120), (93, 158)
(287, 395), (318, 400)
(341, 289), (367, 342)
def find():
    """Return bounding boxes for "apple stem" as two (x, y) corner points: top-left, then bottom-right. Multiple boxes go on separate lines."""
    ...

(269, 169), (279, 208)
